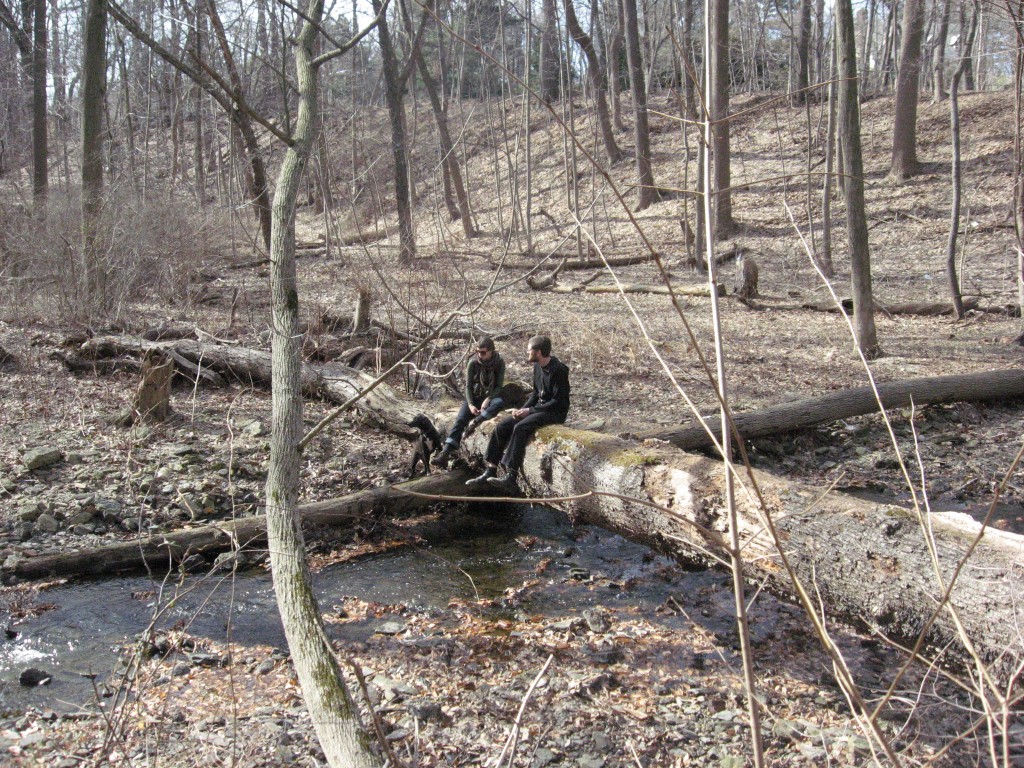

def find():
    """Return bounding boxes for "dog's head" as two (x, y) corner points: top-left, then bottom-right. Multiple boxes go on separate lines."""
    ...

(409, 414), (433, 432)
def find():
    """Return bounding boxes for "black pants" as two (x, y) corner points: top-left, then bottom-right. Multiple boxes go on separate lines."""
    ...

(485, 411), (566, 474)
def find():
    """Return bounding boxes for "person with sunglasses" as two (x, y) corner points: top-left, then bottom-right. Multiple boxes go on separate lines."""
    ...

(432, 337), (506, 467)
(466, 335), (569, 493)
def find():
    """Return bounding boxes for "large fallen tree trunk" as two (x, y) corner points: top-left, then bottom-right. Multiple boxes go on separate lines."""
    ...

(637, 368), (1024, 451)
(79, 335), (423, 439)
(456, 422), (1024, 686)
(1, 471), (479, 582)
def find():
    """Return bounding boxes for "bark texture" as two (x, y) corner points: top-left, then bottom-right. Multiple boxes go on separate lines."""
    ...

(835, 0), (879, 356)
(637, 369), (1024, 450)
(81, 0), (107, 307)
(459, 422), (1024, 685)
(265, 3), (379, 763)
(563, 0), (622, 165)
(622, 0), (658, 210)
(889, 0), (926, 179)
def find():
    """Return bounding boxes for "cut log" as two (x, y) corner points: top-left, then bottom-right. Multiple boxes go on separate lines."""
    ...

(637, 369), (1024, 452)
(1, 471), (481, 583)
(455, 422), (1024, 685)
(79, 335), (423, 439)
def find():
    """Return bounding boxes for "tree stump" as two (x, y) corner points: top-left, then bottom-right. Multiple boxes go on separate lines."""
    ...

(353, 288), (372, 334)
(734, 255), (759, 299)
(134, 352), (173, 422)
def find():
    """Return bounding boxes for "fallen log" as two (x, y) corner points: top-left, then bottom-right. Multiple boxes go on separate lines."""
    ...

(456, 422), (1024, 685)
(1, 471), (480, 582)
(495, 253), (660, 271)
(636, 369), (1024, 452)
(552, 282), (725, 297)
(737, 297), (982, 316)
(79, 335), (424, 439)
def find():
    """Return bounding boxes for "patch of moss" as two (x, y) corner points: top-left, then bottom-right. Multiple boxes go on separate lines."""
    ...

(608, 449), (659, 469)
(535, 425), (658, 468)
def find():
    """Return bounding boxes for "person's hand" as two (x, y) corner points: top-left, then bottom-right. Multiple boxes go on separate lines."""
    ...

(469, 405), (480, 416)
(513, 408), (531, 419)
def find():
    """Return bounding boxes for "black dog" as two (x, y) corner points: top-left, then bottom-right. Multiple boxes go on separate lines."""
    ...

(408, 414), (443, 478)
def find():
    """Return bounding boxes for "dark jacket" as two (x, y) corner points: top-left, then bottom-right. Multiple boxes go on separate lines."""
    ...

(466, 353), (505, 405)
(524, 356), (570, 418)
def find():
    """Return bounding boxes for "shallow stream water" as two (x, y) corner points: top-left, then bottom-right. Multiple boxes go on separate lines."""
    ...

(0, 505), (748, 715)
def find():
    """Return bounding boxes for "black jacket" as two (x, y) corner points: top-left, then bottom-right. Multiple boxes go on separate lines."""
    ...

(465, 353), (505, 405)
(524, 356), (570, 418)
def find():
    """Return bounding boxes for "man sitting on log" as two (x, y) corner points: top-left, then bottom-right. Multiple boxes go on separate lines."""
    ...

(467, 335), (570, 493)
(432, 337), (507, 468)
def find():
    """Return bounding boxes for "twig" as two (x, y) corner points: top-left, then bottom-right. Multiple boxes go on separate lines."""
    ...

(489, 654), (554, 768)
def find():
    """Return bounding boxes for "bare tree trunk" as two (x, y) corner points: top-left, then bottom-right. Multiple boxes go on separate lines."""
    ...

(265, 2), (380, 764)
(960, 0), (979, 90)
(836, 0), (879, 356)
(931, 0), (951, 102)
(31, 0), (46, 206)
(375, 0), (416, 264)
(540, 0), (561, 102)
(709, 0), (733, 233)
(608, 0), (626, 130)
(860, 0), (877, 92)
(191, 2), (206, 205)
(563, 0), (622, 164)
(622, 0), (659, 210)
(890, 0), (925, 179)
(81, 0), (107, 313)
(795, 0), (812, 100)
(680, 0), (698, 121)
(819, 39), (836, 279)
(206, 1), (273, 250)
(944, 3), (977, 320)
(415, 43), (477, 236)
(1010, 0), (1024, 318)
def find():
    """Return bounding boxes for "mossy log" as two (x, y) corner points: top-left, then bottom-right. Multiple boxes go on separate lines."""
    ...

(458, 421), (1024, 685)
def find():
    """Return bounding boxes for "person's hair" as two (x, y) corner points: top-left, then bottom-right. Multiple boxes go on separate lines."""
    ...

(477, 337), (496, 352)
(527, 335), (551, 356)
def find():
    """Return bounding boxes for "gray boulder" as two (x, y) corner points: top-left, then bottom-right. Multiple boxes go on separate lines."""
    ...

(23, 448), (62, 471)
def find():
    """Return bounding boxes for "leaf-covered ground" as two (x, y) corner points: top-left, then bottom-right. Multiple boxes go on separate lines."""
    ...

(0, 90), (1022, 765)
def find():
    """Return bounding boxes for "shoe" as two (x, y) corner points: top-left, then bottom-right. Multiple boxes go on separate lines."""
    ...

(430, 447), (453, 468)
(463, 418), (484, 439)
(465, 467), (497, 486)
(487, 470), (519, 494)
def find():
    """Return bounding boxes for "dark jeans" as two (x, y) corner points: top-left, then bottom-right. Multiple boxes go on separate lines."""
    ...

(444, 397), (505, 449)
(485, 411), (566, 474)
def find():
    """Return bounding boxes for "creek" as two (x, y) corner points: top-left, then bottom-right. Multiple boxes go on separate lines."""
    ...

(0, 504), (753, 716)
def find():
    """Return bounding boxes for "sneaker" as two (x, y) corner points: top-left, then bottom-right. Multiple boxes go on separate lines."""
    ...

(430, 447), (453, 468)
(463, 418), (484, 439)
(465, 467), (497, 486)
(487, 470), (519, 494)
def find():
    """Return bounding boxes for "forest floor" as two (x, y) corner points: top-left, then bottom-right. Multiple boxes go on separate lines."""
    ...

(0, 90), (1022, 766)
